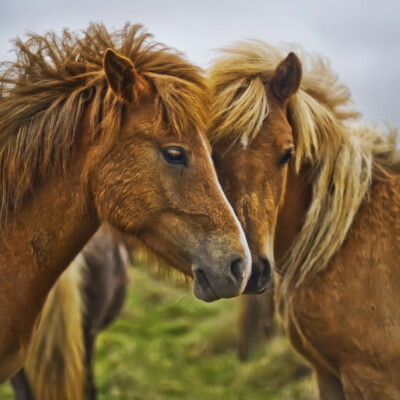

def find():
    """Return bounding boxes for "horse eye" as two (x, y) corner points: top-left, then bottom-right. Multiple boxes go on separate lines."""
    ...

(279, 146), (295, 167)
(161, 147), (188, 166)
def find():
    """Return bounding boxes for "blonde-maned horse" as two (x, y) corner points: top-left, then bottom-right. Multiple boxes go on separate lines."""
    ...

(209, 41), (400, 399)
(0, 23), (252, 381)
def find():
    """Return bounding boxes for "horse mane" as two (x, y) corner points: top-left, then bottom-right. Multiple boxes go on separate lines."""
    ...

(0, 23), (209, 223)
(209, 40), (399, 287)
(25, 253), (87, 400)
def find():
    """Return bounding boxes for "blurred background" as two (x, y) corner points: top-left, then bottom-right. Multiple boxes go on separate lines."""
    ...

(1, 261), (319, 400)
(0, 1), (399, 399)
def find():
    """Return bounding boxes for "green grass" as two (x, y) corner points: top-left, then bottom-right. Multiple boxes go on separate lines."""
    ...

(0, 267), (318, 399)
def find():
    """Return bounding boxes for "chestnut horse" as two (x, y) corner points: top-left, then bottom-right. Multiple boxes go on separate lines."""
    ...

(10, 225), (130, 400)
(0, 23), (252, 381)
(209, 41), (400, 399)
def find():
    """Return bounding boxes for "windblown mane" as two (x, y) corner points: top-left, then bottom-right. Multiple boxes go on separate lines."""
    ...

(209, 40), (398, 287)
(0, 23), (209, 222)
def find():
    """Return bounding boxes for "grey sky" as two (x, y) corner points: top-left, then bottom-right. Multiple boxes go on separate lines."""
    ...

(1, 0), (399, 128)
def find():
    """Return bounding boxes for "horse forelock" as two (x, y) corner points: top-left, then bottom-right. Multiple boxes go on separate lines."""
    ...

(208, 40), (358, 148)
(0, 22), (209, 223)
(209, 40), (399, 288)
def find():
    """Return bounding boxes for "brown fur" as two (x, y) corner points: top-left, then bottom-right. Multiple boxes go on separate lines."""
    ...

(0, 24), (250, 381)
(209, 41), (400, 398)
(9, 226), (130, 400)
(24, 254), (87, 400)
(0, 23), (208, 224)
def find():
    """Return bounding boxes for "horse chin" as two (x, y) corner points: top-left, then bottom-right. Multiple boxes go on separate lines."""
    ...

(192, 275), (220, 303)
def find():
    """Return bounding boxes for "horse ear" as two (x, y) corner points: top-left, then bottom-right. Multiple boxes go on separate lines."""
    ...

(103, 49), (138, 102)
(270, 52), (302, 102)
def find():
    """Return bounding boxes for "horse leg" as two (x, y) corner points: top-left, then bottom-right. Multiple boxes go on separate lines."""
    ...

(315, 367), (345, 400)
(82, 228), (129, 400)
(237, 281), (276, 361)
(9, 369), (34, 400)
(237, 294), (263, 360)
(84, 332), (97, 400)
(261, 285), (275, 338)
(340, 363), (400, 400)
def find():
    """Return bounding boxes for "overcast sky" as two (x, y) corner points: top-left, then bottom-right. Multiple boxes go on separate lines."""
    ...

(1, 0), (399, 128)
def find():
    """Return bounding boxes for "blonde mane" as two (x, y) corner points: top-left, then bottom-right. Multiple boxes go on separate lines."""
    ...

(25, 253), (87, 400)
(209, 40), (398, 287)
(0, 23), (209, 223)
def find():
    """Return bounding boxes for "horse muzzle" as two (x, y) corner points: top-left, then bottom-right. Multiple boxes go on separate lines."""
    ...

(192, 255), (250, 302)
(243, 257), (272, 294)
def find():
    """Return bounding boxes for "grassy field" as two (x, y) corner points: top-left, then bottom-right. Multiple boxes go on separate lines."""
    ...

(0, 267), (317, 400)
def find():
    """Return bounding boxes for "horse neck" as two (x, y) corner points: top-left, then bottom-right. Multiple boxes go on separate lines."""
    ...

(0, 148), (98, 380)
(274, 164), (311, 262)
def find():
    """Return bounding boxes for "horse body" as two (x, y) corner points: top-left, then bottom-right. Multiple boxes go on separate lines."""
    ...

(0, 166), (97, 380)
(279, 173), (400, 399)
(10, 225), (129, 400)
(209, 41), (400, 398)
(0, 24), (252, 381)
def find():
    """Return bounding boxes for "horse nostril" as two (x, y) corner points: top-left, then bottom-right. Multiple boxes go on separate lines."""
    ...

(243, 257), (272, 294)
(260, 257), (272, 283)
(230, 257), (244, 283)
